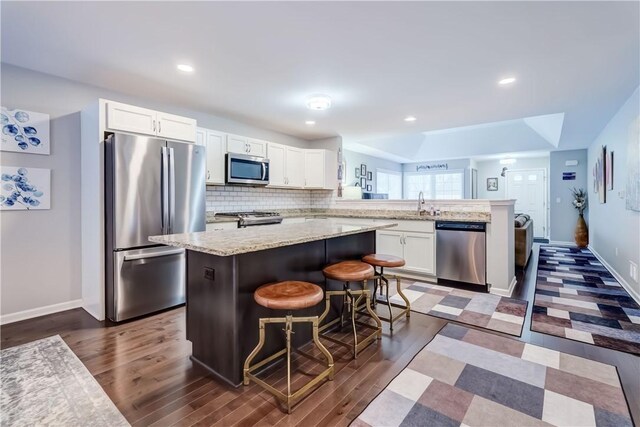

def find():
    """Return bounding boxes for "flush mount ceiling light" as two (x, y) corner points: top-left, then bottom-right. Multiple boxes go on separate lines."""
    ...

(498, 77), (516, 85)
(306, 95), (332, 111)
(499, 158), (517, 165)
(404, 116), (417, 122)
(177, 64), (194, 73)
(305, 120), (316, 125)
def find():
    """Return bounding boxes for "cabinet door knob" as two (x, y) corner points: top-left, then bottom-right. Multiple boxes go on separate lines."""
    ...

(207, 170), (210, 180)
(158, 121), (161, 133)
(153, 120), (156, 132)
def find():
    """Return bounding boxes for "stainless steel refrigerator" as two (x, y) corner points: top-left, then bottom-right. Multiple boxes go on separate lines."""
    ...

(105, 133), (206, 322)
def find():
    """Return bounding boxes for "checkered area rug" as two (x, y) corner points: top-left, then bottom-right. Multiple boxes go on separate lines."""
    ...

(383, 281), (527, 336)
(352, 324), (633, 427)
(532, 245), (640, 355)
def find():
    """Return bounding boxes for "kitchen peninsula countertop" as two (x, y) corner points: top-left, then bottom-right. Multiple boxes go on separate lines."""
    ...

(150, 219), (397, 256)
(205, 209), (490, 224)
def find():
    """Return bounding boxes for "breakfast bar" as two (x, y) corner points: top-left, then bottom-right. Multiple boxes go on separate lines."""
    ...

(150, 219), (397, 386)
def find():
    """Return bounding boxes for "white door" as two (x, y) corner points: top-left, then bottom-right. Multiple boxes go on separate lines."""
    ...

(106, 101), (157, 136)
(226, 134), (249, 154)
(403, 232), (435, 274)
(267, 143), (286, 187)
(304, 150), (325, 188)
(246, 138), (267, 157)
(285, 147), (305, 188)
(156, 112), (197, 142)
(506, 169), (547, 238)
(205, 131), (226, 184)
(376, 230), (404, 259)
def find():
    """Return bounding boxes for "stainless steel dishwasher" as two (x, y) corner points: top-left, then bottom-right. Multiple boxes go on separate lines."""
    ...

(436, 221), (486, 286)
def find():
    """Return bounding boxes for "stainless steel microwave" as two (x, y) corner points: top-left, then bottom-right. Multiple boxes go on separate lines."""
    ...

(226, 153), (270, 185)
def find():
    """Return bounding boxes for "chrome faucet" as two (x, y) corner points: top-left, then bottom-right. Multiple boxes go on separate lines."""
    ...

(418, 191), (426, 214)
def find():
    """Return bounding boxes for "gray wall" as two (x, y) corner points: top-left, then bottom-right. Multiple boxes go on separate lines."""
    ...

(344, 150), (402, 194)
(588, 86), (640, 297)
(0, 64), (311, 318)
(549, 149), (588, 242)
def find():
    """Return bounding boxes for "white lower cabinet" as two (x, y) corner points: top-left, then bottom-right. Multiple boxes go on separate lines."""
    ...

(375, 222), (436, 276)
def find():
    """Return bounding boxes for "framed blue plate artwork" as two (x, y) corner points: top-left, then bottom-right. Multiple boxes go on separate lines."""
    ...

(1, 107), (50, 155)
(0, 166), (51, 210)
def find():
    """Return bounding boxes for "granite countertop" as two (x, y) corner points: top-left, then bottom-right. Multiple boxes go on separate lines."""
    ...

(150, 219), (398, 256)
(206, 209), (490, 224)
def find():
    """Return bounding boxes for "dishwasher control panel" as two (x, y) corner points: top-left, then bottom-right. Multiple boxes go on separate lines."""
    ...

(436, 221), (486, 232)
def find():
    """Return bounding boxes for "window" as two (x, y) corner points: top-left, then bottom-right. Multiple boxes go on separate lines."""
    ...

(403, 170), (464, 199)
(376, 169), (402, 199)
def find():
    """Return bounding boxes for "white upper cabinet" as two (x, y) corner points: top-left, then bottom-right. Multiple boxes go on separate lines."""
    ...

(247, 138), (267, 157)
(106, 101), (157, 135)
(304, 149), (336, 190)
(266, 143), (304, 188)
(105, 101), (196, 142)
(226, 135), (267, 156)
(156, 111), (197, 142)
(285, 147), (305, 188)
(267, 143), (286, 187)
(226, 134), (249, 154)
(197, 127), (226, 185)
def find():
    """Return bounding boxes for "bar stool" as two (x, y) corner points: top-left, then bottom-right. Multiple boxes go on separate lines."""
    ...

(362, 254), (410, 332)
(319, 260), (382, 359)
(243, 281), (334, 414)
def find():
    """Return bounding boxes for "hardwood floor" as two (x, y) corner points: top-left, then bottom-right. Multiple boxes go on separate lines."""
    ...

(2, 244), (639, 426)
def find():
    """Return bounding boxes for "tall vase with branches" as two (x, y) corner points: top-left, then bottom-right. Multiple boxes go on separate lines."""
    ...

(571, 188), (589, 247)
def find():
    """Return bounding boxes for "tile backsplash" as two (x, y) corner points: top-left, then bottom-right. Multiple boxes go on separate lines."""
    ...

(206, 185), (490, 214)
(206, 185), (332, 212)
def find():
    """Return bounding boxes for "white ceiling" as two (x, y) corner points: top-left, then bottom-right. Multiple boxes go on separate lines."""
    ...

(2, 1), (638, 159)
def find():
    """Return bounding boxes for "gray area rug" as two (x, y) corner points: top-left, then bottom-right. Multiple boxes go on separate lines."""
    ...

(1, 335), (129, 427)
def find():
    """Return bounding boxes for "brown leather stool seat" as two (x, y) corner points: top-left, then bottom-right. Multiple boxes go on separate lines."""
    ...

(322, 260), (374, 282)
(254, 281), (324, 311)
(362, 254), (406, 268)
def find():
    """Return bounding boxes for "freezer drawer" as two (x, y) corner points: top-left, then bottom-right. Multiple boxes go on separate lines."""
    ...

(108, 246), (185, 322)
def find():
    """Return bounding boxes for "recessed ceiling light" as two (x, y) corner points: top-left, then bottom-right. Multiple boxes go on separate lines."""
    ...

(306, 95), (332, 111)
(498, 77), (516, 85)
(305, 120), (316, 125)
(177, 64), (194, 73)
(404, 116), (417, 122)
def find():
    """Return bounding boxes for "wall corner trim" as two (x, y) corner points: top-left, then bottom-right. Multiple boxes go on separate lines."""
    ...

(0, 299), (83, 326)
(588, 245), (640, 306)
(489, 275), (517, 298)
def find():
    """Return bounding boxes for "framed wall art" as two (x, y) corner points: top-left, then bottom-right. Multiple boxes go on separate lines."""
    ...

(360, 164), (367, 176)
(1, 107), (50, 155)
(487, 177), (498, 191)
(0, 166), (51, 210)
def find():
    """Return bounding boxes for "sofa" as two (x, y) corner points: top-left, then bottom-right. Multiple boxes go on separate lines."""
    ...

(515, 213), (533, 268)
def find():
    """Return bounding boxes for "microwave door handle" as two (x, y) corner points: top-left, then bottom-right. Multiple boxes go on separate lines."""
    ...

(262, 162), (266, 180)
(168, 147), (176, 234)
(161, 147), (169, 234)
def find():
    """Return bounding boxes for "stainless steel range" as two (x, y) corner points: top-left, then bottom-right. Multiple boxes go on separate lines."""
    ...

(216, 211), (283, 227)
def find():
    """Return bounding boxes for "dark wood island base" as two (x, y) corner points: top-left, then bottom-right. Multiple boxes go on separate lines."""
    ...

(185, 232), (376, 386)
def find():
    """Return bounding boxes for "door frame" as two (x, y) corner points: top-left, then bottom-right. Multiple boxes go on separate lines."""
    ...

(505, 168), (549, 239)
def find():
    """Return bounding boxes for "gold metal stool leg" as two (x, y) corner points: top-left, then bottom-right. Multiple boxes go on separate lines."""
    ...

(396, 276), (411, 319)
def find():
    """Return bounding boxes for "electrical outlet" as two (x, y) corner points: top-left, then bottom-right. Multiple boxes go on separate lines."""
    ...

(630, 261), (638, 282)
(204, 267), (215, 281)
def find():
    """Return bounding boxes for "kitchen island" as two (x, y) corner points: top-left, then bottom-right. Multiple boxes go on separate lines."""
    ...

(150, 219), (397, 386)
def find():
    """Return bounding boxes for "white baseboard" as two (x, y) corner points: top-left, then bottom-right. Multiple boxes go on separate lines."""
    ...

(588, 245), (640, 306)
(0, 299), (83, 326)
(489, 275), (517, 298)
(548, 240), (577, 246)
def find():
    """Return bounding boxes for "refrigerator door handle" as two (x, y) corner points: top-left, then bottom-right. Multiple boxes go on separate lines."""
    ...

(123, 248), (184, 261)
(161, 146), (169, 234)
(168, 146), (176, 234)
